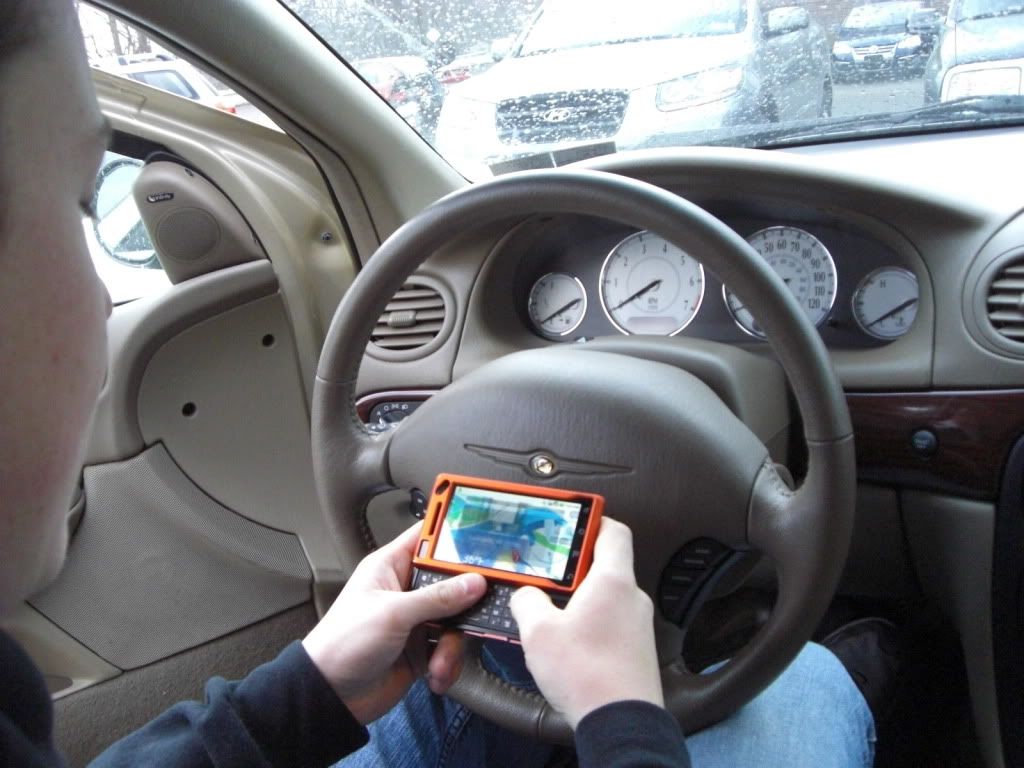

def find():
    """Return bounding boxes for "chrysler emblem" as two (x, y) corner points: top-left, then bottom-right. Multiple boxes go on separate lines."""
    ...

(542, 107), (573, 123)
(465, 444), (630, 478)
(530, 454), (557, 476)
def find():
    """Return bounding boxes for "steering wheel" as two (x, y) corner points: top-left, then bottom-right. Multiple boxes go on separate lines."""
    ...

(312, 170), (855, 744)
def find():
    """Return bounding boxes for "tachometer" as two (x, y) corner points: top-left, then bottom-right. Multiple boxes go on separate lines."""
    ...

(852, 267), (918, 340)
(599, 231), (705, 335)
(724, 226), (837, 338)
(528, 272), (587, 337)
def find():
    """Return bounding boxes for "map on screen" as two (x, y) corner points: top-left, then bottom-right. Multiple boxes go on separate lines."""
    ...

(433, 485), (584, 581)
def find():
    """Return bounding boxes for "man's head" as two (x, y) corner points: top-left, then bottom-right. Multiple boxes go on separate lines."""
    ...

(0, 0), (111, 613)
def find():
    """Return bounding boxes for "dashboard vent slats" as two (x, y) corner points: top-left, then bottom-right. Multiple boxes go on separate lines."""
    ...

(371, 282), (447, 352)
(987, 259), (1024, 342)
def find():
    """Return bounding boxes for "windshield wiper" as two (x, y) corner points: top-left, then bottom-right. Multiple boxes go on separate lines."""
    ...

(749, 95), (1024, 147)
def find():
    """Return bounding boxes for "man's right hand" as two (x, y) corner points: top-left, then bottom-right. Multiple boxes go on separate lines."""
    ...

(509, 517), (664, 729)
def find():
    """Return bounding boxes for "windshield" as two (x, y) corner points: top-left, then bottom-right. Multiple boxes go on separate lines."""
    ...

(281, 0), (1024, 180)
(518, 0), (747, 56)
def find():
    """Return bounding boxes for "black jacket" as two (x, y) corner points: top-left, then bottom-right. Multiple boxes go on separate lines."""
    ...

(0, 631), (689, 767)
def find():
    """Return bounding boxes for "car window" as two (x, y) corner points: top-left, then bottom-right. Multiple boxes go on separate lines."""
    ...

(281, 0), (1024, 180)
(128, 70), (200, 99)
(78, 2), (280, 130)
(86, 151), (171, 305)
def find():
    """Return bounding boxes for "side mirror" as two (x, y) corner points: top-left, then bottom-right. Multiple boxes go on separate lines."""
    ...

(766, 7), (810, 37)
(92, 157), (159, 269)
(490, 36), (514, 62)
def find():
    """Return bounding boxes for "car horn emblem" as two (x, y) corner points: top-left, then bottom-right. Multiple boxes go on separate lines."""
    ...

(465, 444), (630, 479)
(542, 107), (573, 123)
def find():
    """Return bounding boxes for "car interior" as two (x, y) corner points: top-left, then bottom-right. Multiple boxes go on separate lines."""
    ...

(7, 1), (1024, 766)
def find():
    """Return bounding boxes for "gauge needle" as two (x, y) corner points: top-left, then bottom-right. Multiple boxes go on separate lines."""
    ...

(540, 298), (582, 325)
(611, 279), (662, 311)
(867, 297), (918, 328)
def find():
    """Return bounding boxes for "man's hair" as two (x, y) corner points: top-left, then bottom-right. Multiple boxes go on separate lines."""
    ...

(0, 0), (44, 64)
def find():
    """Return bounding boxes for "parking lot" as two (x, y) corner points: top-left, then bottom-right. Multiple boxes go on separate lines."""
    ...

(833, 74), (925, 117)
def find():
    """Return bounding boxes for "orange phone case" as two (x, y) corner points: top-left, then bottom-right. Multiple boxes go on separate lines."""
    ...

(412, 473), (604, 594)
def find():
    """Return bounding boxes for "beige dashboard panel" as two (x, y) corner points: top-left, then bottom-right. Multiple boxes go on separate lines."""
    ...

(92, 68), (356, 399)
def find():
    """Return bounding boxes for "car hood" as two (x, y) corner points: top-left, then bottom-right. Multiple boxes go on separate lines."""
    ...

(836, 28), (907, 45)
(953, 15), (1024, 64)
(449, 35), (749, 103)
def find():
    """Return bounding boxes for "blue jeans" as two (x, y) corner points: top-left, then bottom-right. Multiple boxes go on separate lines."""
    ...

(336, 642), (875, 768)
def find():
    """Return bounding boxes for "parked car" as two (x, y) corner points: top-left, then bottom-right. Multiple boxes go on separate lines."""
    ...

(435, 0), (832, 177)
(308, 0), (447, 138)
(356, 56), (445, 138)
(924, 0), (1024, 102)
(831, 1), (933, 82)
(97, 55), (275, 127)
(434, 46), (497, 87)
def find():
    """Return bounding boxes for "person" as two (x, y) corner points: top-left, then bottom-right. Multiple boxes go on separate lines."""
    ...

(0, 1), (878, 766)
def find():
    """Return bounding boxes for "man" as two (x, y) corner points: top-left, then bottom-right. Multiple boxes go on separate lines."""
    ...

(0, 2), (877, 766)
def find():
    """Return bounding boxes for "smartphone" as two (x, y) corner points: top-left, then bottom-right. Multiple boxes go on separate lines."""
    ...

(410, 473), (604, 642)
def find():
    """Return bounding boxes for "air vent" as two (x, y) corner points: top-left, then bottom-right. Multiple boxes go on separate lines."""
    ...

(371, 282), (447, 352)
(986, 259), (1024, 342)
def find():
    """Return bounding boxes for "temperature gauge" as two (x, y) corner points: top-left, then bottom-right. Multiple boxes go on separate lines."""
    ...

(528, 273), (588, 337)
(852, 267), (919, 340)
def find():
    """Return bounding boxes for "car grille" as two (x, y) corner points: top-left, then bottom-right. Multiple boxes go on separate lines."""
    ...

(496, 90), (630, 145)
(853, 44), (896, 55)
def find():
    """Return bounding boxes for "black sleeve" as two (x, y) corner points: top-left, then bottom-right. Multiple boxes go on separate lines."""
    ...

(89, 641), (368, 768)
(574, 700), (691, 768)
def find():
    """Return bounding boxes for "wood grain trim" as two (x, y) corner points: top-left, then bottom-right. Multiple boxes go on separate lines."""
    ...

(847, 390), (1024, 500)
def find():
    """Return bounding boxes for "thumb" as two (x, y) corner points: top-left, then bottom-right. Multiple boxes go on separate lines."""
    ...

(398, 572), (487, 629)
(510, 586), (557, 636)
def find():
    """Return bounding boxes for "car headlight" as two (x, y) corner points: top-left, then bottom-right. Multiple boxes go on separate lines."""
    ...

(896, 34), (922, 52)
(942, 64), (1024, 101)
(832, 40), (853, 56)
(656, 66), (743, 111)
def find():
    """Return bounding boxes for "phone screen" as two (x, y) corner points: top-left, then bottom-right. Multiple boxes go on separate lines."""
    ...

(433, 484), (585, 582)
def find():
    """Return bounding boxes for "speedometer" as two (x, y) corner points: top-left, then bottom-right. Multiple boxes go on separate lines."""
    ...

(599, 231), (705, 336)
(724, 226), (837, 338)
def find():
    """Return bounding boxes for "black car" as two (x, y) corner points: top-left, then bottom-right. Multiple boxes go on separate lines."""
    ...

(832, 1), (932, 81)
(924, 0), (1024, 103)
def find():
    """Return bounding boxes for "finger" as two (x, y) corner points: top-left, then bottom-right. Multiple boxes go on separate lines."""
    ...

(381, 522), (424, 560)
(589, 517), (635, 577)
(509, 585), (557, 636)
(426, 630), (467, 694)
(396, 571), (487, 629)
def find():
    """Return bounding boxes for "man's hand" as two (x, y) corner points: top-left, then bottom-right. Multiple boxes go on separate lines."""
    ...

(510, 517), (663, 729)
(302, 524), (486, 725)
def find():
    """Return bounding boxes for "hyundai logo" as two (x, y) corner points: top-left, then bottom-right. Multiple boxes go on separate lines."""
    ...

(542, 107), (573, 123)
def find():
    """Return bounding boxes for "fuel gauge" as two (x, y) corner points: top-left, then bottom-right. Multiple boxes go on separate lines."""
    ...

(852, 267), (919, 340)
(528, 273), (587, 337)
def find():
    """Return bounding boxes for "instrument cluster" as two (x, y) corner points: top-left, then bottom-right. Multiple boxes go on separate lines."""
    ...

(518, 214), (920, 348)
